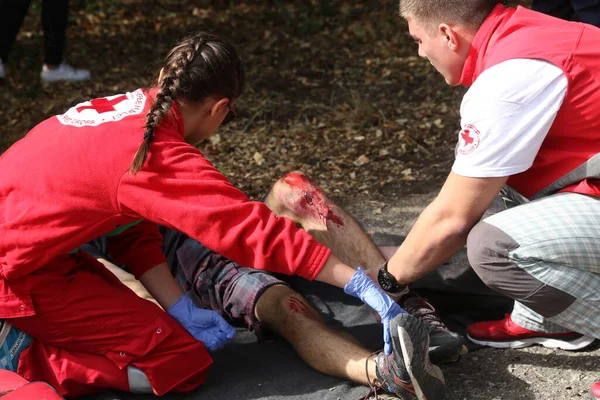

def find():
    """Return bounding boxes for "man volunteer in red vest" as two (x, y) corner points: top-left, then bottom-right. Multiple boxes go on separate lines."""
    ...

(382, 0), (600, 395)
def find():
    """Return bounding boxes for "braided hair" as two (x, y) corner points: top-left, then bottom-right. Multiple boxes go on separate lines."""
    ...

(130, 31), (245, 174)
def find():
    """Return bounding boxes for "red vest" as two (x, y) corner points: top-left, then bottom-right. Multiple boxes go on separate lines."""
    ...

(460, 5), (600, 199)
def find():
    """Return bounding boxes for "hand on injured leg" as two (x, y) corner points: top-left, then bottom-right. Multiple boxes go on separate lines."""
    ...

(168, 295), (236, 351)
(343, 268), (406, 355)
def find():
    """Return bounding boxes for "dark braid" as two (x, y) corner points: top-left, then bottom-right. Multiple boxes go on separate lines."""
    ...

(130, 32), (245, 174)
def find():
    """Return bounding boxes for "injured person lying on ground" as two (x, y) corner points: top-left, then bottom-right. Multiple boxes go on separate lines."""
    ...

(0, 172), (460, 400)
(83, 171), (457, 399)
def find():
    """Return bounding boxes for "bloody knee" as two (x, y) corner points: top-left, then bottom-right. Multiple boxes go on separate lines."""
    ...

(267, 171), (313, 211)
(266, 172), (344, 228)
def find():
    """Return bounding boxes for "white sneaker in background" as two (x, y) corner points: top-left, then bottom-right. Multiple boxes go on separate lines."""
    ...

(0, 60), (5, 79)
(40, 63), (90, 82)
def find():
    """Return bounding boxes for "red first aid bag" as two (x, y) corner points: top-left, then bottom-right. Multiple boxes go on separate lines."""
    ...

(0, 370), (64, 399)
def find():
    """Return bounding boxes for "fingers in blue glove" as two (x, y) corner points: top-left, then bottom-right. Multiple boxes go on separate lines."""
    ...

(344, 268), (406, 356)
(214, 312), (237, 340)
(384, 321), (393, 355)
(194, 310), (235, 350)
(168, 295), (236, 351)
(198, 327), (230, 351)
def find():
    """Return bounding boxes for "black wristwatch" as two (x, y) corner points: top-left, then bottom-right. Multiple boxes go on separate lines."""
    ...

(377, 261), (409, 297)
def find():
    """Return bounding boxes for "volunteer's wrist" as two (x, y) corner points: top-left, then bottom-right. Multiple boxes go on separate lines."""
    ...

(376, 260), (409, 298)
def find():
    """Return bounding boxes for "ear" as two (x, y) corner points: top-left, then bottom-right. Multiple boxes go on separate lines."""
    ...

(158, 67), (166, 83)
(210, 97), (230, 116)
(439, 23), (460, 52)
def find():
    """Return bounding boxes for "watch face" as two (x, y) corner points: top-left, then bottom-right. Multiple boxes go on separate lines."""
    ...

(378, 265), (407, 295)
(378, 268), (397, 292)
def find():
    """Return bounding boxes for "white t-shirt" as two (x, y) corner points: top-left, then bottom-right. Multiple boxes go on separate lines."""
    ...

(452, 58), (568, 178)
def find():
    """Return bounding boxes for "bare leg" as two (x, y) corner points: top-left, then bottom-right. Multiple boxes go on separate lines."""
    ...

(98, 258), (161, 308)
(265, 171), (385, 269)
(255, 284), (378, 385)
(105, 258), (381, 386)
(104, 257), (380, 386)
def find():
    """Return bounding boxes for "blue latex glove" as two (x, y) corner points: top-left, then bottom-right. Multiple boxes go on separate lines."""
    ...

(344, 268), (405, 355)
(167, 295), (236, 351)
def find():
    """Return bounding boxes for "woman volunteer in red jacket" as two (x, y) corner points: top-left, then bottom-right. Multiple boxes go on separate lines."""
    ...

(0, 32), (408, 397)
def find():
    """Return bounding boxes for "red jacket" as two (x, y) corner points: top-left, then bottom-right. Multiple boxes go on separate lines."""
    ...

(460, 5), (600, 198)
(0, 89), (330, 318)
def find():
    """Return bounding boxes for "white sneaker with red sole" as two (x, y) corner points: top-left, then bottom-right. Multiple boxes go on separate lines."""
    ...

(467, 314), (596, 350)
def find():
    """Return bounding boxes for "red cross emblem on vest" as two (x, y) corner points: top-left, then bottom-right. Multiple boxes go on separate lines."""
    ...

(76, 95), (128, 114)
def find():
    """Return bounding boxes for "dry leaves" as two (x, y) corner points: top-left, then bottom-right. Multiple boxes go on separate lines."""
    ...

(0, 0), (530, 202)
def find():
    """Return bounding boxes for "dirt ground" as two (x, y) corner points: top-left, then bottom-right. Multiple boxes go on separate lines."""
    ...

(1, 0), (598, 399)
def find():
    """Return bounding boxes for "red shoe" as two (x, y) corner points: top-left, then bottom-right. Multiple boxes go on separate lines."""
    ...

(591, 380), (600, 400)
(467, 314), (596, 350)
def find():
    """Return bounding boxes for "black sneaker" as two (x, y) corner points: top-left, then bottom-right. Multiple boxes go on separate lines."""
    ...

(374, 313), (445, 400)
(400, 291), (466, 363)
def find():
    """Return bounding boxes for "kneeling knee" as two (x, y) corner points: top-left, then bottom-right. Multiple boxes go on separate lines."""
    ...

(467, 221), (519, 291)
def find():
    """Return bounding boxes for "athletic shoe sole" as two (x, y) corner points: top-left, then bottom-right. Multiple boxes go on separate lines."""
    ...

(429, 342), (468, 364)
(467, 334), (596, 351)
(391, 314), (446, 400)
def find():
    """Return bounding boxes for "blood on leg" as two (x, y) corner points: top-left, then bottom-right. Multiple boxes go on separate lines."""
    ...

(278, 172), (345, 229)
(287, 295), (320, 321)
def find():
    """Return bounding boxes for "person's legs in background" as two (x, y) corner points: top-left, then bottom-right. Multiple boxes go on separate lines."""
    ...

(41, 0), (67, 68)
(0, 0), (32, 78)
(0, 0), (89, 81)
(39, 0), (90, 82)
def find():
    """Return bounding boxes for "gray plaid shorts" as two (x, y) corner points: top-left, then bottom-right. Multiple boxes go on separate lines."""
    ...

(165, 231), (287, 333)
(478, 189), (600, 337)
